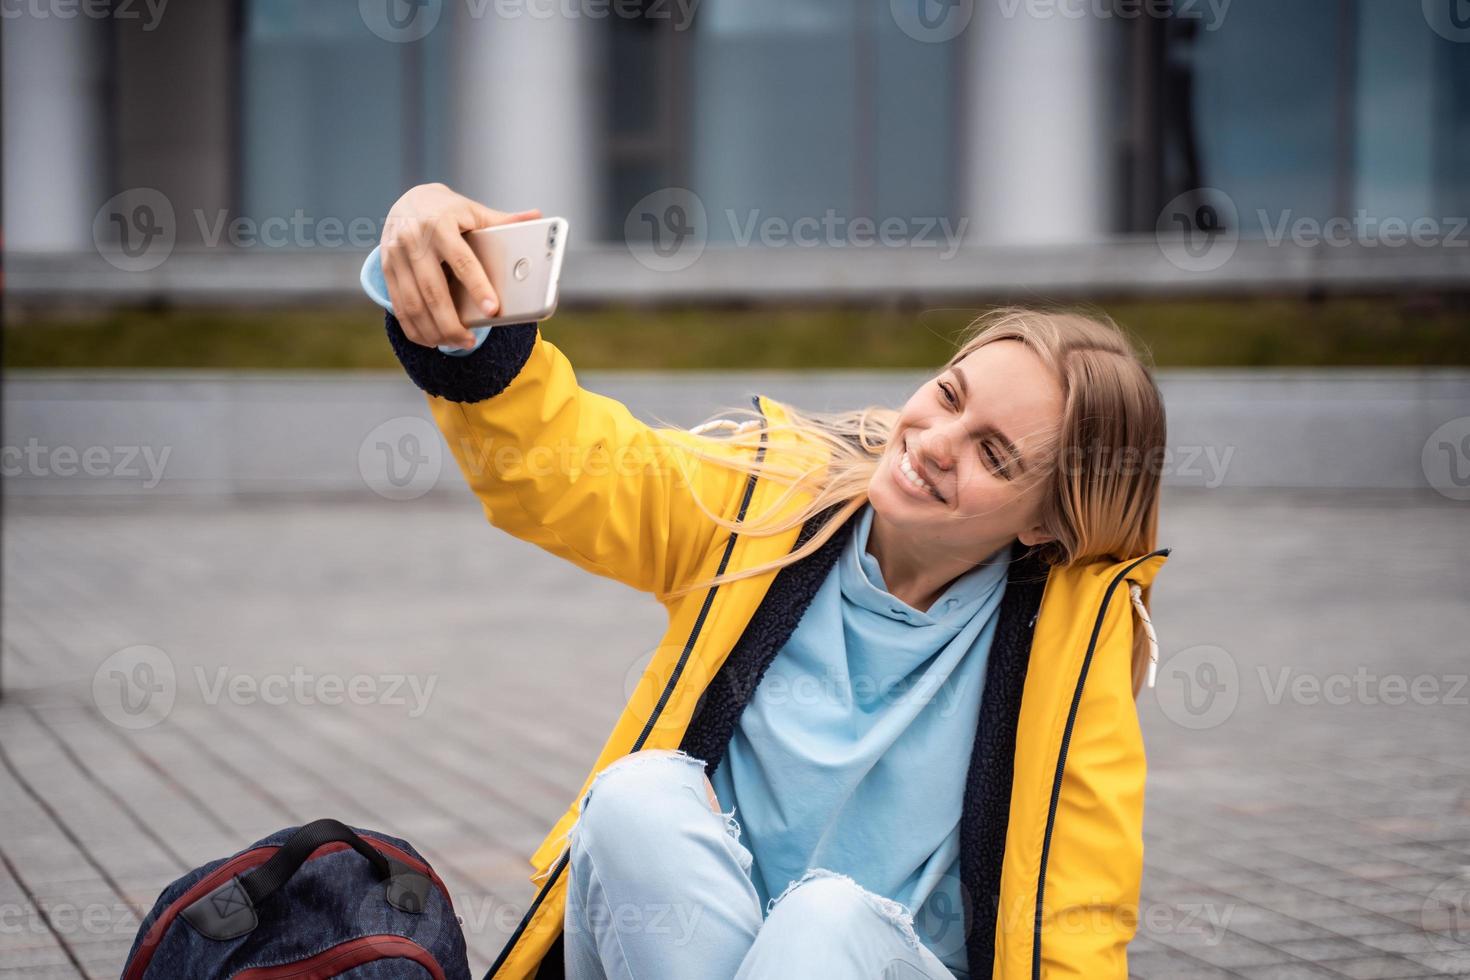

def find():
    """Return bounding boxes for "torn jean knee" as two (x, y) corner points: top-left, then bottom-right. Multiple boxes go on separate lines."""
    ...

(538, 748), (744, 883)
(766, 868), (925, 952)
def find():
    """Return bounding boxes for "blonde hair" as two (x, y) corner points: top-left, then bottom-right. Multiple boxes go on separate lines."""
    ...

(660, 307), (1167, 696)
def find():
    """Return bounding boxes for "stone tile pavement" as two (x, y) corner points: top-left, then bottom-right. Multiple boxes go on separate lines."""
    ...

(1, 488), (1467, 978)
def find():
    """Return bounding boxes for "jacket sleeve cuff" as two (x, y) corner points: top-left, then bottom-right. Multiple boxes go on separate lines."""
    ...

(383, 310), (538, 404)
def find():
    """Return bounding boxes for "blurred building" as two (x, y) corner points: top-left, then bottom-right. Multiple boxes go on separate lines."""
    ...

(4, 0), (1469, 304)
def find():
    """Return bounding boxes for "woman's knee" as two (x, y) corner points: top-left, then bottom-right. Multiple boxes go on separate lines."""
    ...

(572, 749), (714, 852)
(761, 870), (922, 950)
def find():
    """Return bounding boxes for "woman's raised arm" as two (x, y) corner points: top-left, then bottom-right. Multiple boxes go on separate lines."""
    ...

(369, 185), (762, 602)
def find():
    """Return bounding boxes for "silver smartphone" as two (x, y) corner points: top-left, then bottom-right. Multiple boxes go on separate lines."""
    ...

(450, 216), (568, 327)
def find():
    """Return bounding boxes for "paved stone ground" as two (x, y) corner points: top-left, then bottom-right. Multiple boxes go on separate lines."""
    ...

(1, 488), (1467, 979)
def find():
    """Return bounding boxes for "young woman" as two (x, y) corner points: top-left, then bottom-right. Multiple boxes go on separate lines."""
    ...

(364, 183), (1171, 980)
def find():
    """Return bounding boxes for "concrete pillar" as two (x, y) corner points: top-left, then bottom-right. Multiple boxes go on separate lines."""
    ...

(2, 9), (109, 251)
(448, 6), (604, 240)
(957, 7), (1117, 244)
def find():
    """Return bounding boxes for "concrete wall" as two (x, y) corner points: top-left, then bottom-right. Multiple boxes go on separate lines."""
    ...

(5, 371), (1468, 500)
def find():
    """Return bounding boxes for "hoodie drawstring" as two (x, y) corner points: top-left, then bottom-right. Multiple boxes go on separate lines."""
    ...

(1128, 581), (1159, 688)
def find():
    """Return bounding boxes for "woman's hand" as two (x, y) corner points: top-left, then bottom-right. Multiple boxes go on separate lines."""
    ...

(380, 182), (541, 349)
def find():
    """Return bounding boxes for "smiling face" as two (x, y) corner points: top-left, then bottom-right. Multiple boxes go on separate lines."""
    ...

(868, 339), (1066, 559)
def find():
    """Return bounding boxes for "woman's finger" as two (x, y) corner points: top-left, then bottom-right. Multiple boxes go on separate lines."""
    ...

(466, 201), (541, 230)
(437, 213), (499, 320)
(383, 241), (432, 345)
(410, 217), (477, 347)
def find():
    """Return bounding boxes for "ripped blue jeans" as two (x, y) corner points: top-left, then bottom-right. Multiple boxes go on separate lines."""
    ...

(562, 749), (957, 979)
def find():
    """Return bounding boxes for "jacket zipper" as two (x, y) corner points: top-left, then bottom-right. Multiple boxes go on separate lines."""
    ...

(1031, 548), (1169, 980)
(483, 396), (769, 980)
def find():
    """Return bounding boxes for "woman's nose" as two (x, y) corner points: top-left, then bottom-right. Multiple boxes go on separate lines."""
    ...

(915, 426), (957, 469)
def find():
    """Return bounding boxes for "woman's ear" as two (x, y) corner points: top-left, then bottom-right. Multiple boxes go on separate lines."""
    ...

(1017, 524), (1057, 548)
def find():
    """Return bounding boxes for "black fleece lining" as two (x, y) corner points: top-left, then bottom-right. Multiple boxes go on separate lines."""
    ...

(383, 311), (538, 404)
(679, 501), (853, 770)
(959, 546), (1049, 973)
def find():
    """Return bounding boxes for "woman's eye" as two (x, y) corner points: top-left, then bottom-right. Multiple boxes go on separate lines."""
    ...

(938, 381), (957, 406)
(984, 445), (1012, 479)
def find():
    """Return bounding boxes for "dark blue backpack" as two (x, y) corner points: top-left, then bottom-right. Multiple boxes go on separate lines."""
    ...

(121, 818), (472, 979)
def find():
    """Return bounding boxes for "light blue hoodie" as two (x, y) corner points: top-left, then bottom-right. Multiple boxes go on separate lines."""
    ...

(709, 501), (1011, 977)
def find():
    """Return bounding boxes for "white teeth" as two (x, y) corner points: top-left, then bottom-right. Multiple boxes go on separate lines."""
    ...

(899, 451), (936, 497)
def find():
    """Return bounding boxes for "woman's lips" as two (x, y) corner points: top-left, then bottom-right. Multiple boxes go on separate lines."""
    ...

(894, 446), (944, 503)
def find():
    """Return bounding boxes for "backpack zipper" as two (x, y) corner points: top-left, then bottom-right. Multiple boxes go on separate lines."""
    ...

(483, 396), (769, 980)
(1031, 548), (1169, 979)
